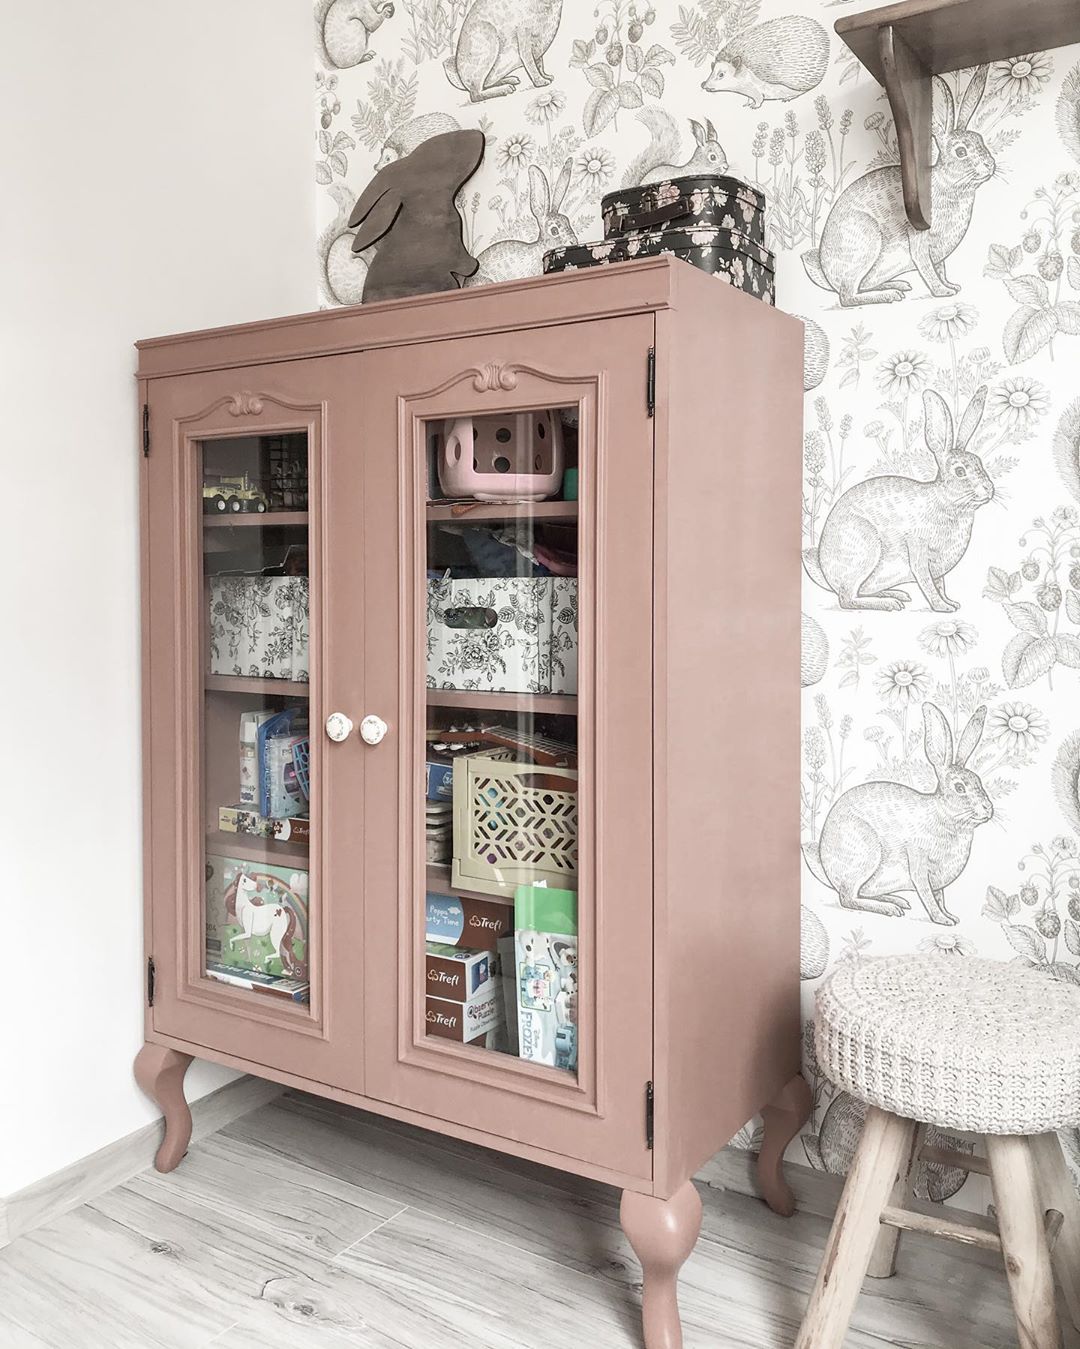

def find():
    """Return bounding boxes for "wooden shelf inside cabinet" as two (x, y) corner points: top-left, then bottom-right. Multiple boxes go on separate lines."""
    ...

(426, 864), (513, 907)
(427, 688), (577, 715)
(206, 830), (310, 867)
(836, 0), (1080, 230)
(205, 674), (311, 697)
(426, 500), (578, 523)
(203, 511), (309, 529)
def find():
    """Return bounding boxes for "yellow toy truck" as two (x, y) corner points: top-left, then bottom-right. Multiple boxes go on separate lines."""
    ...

(203, 473), (270, 514)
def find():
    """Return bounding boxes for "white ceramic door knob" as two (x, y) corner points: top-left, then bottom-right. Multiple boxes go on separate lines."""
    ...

(325, 712), (354, 743)
(359, 714), (388, 745)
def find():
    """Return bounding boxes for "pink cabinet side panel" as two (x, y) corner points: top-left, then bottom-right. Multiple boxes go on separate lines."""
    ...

(653, 269), (804, 1195)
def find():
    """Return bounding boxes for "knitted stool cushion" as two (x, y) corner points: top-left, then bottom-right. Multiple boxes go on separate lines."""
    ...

(815, 955), (1080, 1134)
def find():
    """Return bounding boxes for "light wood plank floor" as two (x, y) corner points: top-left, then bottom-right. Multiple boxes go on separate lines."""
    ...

(0, 1091), (1064, 1349)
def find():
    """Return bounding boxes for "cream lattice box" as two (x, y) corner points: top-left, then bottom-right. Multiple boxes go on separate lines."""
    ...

(452, 747), (578, 899)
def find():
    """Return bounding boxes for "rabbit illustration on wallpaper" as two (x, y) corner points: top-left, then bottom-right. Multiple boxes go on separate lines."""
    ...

(804, 702), (993, 926)
(467, 160), (576, 285)
(444, 0), (563, 102)
(623, 109), (729, 186)
(803, 387), (993, 611)
(1053, 731), (1080, 836)
(803, 68), (994, 306)
(316, 0), (395, 69)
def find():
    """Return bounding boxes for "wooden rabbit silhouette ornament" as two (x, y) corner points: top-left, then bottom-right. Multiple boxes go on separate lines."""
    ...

(348, 129), (485, 303)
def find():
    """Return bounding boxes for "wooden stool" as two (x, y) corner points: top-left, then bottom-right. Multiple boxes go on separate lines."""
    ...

(795, 955), (1080, 1349)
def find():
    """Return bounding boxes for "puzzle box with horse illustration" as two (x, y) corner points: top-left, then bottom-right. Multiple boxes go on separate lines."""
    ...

(204, 854), (310, 989)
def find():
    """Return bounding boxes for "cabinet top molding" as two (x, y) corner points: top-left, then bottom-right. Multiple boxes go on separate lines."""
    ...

(836, 0), (1080, 230)
(135, 256), (801, 383)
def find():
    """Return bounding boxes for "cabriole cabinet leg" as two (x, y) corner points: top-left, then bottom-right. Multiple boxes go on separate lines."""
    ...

(133, 1043), (194, 1173)
(620, 1181), (703, 1349)
(758, 1072), (813, 1217)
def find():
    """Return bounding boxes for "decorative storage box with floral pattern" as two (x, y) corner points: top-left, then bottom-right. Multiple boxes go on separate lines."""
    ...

(600, 175), (766, 247)
(209, 575), (310, 682)
(426, 575), (578, 695)
(544, 229), (775, 304)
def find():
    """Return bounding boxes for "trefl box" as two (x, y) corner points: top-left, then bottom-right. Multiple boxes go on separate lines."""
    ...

(426, 576), (577, 695)
(425, 943), (492, 1002)
(425, 760), (455, 801)
(425, 983), (503, 1044)
(425, 892), (510, 952)
(218, 805), (311, 846)
(205, 963), (310, 1003)
(209, 575), (309, 682)
(205, 854), (310, 980)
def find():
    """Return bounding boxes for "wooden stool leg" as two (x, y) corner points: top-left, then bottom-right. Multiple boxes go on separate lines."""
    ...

(1029, 1133), (1080, 1333)
(758, 1073), (813, 1217)
(868, 1122), (924, 1278)
(794, 1108), (917, 1349)
(620, 1181), (703, 1349)
(986, 1135), (1063, 1349)
(133, 1043), (193, 1173)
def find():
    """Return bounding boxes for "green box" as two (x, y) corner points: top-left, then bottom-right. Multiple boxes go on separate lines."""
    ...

(205, 854), (309, 980)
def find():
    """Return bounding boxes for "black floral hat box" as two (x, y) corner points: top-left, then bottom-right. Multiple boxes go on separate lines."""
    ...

(543, 227), (776, 306)
(600, 174), (767, 249)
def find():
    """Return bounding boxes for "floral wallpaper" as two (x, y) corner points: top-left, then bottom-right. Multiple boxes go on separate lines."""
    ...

(315, 0), (1080, 1201)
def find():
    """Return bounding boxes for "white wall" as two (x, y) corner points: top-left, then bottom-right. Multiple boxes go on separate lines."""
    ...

(0, 0), (313, 1195)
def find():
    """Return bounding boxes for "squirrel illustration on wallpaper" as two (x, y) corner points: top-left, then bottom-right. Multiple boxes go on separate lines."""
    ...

(316, 0), (395, 68)
(803, 387), (993, 612)
(804, 702), (993, 926)
(803, 68), (994, 306)
(623, 109), (729, 186)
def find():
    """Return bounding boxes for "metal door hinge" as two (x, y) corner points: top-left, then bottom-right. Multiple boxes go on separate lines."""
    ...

(646, 347), (656, 418)
(147, 957), (156, 1007)
(645, 1081), (655, 1150)
(142, 403), (150, 457)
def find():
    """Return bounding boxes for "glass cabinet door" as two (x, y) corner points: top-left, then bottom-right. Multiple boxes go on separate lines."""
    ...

(144, 361), (367, 1090)
(200, 431), (313, 1005)
(423, 408), (581, 1076)
(359, 319), (656, 1179)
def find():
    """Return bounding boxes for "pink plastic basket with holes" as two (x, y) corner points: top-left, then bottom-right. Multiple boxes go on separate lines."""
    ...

(437, 411), (564, 502)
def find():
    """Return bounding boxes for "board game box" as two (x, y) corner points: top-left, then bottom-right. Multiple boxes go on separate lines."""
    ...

(205, 854), (310, 980)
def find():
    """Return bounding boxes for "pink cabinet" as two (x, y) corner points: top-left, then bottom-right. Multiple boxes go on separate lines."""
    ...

(135, 258), (807, 1347)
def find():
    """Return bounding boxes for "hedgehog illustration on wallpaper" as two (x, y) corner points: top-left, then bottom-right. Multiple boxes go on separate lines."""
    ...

(701, 15), (829, 106)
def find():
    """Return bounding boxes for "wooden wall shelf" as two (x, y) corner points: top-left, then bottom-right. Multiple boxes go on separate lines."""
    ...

(836, 0), (1080, 229)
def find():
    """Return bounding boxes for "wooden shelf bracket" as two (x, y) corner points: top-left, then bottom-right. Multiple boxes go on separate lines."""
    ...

(840, 0), (1080, 229)
(879, 24), (933, 231)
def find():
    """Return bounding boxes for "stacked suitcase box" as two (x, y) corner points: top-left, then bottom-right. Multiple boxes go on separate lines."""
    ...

(543, 174), (774, 305)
